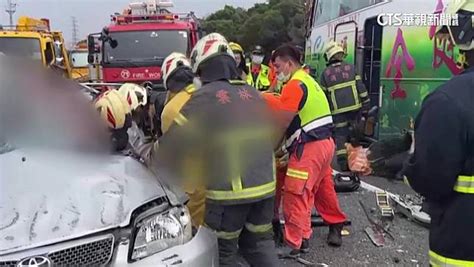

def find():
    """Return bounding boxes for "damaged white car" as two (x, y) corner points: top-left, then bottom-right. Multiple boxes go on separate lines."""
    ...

(0, 59), (218, 266)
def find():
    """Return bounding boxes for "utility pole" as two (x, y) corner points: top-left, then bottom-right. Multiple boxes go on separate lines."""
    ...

(71, 16), (79, 48)
(5, 0), (17, 26)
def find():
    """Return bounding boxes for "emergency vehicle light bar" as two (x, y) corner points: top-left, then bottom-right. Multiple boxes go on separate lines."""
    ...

(15, 16), (51, 32)
(112, 13), (179, 24)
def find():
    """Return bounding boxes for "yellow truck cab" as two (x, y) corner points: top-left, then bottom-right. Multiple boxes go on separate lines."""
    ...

(69, 39), (90, 82)
(0, 16), (72, 79)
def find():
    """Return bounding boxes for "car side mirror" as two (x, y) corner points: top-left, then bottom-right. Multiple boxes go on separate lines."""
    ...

(87, 35), (96, 53)
(87, 54), (95, 64)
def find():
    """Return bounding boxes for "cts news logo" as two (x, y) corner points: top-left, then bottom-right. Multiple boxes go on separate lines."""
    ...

(377, 13), (459, 27)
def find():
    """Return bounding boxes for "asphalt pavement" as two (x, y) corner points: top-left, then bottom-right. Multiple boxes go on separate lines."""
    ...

(281, 176), (429, 267)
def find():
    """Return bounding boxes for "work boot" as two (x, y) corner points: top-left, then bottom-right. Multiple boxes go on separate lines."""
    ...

(277, 244), (300, 259)
(272, 219), (284, 246)
(327, 223), (343, 247)
(300, 239), (310, 253)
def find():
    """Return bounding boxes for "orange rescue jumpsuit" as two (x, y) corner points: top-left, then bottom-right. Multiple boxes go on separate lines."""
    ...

(263, 77), (347, 249)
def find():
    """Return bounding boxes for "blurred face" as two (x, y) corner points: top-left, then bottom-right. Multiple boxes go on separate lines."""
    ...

(273, 56), (296, 82)
(251, 53), (264, 65)
(234, 52), (242, 66)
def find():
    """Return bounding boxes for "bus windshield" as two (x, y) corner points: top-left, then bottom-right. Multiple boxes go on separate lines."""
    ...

(103, 30), (188, 63)
(313, 0), (385, 26)
(0, 37), (42, 61)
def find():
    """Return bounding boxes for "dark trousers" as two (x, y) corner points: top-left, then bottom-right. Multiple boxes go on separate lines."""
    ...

(204, 197), (280, 267)
(333, 111), (360, 172)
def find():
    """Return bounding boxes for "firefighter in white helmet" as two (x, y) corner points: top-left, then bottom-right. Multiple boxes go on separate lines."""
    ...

(404, 0), (474, 265)
(94, 89), (132, 151)
(157, 33), (279, 266)
(117, 83), (151, 137)
(117, 83), (148, 111)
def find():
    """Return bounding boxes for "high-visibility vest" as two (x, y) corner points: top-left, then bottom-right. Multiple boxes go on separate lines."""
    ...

(247, 63), (271, 91)
(285, 69), (334, 150)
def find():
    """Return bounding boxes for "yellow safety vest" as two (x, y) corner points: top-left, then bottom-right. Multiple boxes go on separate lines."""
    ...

(247, 63), (271, 91)
(285, 69), (334, 150)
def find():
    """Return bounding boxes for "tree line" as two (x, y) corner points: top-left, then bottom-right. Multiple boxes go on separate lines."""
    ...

(200, 0), (307, 60)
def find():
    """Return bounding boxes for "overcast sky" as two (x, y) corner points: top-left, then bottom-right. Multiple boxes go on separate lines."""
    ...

(0, 0), (264, 45)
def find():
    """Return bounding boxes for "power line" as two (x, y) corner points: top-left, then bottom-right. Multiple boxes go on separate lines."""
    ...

(5, 0), (17, 26)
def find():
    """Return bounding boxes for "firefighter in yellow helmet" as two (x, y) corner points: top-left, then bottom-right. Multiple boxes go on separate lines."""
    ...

(94, 89), (132, 151)
(157, 33), (279, 266)
(229, 42), (248, 81)
(404, 0), (474, 265)
(320, 40), (370, 172)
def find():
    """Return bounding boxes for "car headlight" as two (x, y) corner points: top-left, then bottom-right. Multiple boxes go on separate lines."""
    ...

(131, 206), (192, 261)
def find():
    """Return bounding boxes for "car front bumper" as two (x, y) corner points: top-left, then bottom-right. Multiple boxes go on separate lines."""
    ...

(113, 226), (218, 266)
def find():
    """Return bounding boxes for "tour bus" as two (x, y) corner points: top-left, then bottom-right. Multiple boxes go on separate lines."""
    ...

(304, 0), (462, 141)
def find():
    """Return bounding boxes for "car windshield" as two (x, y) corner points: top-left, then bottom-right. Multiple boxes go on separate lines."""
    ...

(104, 30), (188, 63)
(0, 56), (111, 155)
(70, 50), (89, 67)
(0, 37), (42, 60)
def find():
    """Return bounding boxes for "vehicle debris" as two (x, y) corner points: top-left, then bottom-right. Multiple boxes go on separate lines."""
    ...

(361, 182), (431, 227)
(376, 191), (394, 219)
(341, 229), (350, 236)
(359, 199), (394, 247)
(390, 194), (431, 227)
(280, 254), (328, 267)
(365, 226), (385, 247)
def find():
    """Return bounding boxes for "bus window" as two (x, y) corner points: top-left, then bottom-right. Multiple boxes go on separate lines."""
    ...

(313, 0), (385, 26)
(362, 17), (383, 108)
(313, 0), (339, 26)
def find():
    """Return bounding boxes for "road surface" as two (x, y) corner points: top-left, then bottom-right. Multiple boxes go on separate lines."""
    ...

(281, 176), (429, 267)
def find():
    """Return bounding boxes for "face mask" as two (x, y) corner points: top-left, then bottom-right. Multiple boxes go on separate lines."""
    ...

(277, 63), (292, 82)
(193, 77), (202, 90)
(277, 72), (291, 83)
(251, 55), (264, 65)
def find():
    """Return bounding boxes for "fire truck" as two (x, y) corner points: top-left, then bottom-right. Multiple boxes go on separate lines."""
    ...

(87, 0), (203, 90)
(0, 16), (73, 79)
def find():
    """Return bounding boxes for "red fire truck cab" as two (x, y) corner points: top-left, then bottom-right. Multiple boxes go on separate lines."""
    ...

(87, 0), (202, 90)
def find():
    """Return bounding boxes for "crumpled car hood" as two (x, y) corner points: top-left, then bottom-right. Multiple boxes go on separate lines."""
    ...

(0, 148), (167, 255)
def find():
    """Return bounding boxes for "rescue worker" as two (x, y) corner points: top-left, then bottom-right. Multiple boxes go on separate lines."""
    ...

(117, 83), (148, 113)
(320, 41), (370, 172)
(117, 83), (149, 135)
(229, 42), (248, 81)
(132, 34), (279, 266)
(160, 52), (207, 227)
(262, 44), (347, 257)
(404, 1), (474, 265)
(126, 52), (207, 227)
(247, 45), (271, 91)
(94, 89), (132, 152)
